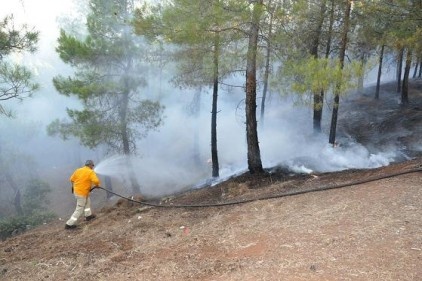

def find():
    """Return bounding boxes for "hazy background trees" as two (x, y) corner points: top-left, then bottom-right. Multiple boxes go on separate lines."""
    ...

(0, 15), (39, 117)
(0, 14), (52, 226)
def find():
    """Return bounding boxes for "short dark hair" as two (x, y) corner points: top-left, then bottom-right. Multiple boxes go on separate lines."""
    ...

(85, 160), (95, 166)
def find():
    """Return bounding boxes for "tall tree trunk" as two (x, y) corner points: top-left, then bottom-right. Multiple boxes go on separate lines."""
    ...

(5, 173), (23, 215)
(313, 93), (323, 133)
(419, 61), (422, 78)
(401, 48), (412, 106)
(325, 0), (335, 59)
(413, 60), (418, 78)
(397, 48), (404, 93)
(315, 0), (335, 133)
(260, 0), (275, 128)
(329, 0), (351, 145)
(358, 52), (365, 90)
(375, 44), (385, 100)
(122, 72), (141, 194)
(14, 189), (22, 216)
(311, 0), (327, 133)
(328, 94), (340, 145)
(245, 0), (264, 174)
(104, 176), (113, 200)
(191, 87), (202, 166)
(121, 3), (141, 194)
(211, 36), (220, 178)
(120, 93), (130, 155)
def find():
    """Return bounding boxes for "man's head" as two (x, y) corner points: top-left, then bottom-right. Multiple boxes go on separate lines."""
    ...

(85, 160), (95, 168)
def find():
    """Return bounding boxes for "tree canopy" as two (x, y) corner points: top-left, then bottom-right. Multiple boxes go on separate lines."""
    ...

(48, 0), (422, 179)
(0, 15), (39, 117)
(49, 0), (164, 155)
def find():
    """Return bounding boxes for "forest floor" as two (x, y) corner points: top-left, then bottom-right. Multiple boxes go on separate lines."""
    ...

(0, 79), (421, 281)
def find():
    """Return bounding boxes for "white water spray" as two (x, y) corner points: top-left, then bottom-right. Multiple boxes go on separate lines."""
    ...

(93, 154), (212, 198)
(94, 154), (129, 177)
(94, 155), (127, 174)
(93, 155), (134, 195)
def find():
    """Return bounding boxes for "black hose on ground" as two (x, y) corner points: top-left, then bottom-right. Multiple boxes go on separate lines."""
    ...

(96, 167), (422, 208)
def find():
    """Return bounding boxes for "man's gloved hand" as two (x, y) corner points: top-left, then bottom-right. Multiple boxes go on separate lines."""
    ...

(71, 186), (74, 194)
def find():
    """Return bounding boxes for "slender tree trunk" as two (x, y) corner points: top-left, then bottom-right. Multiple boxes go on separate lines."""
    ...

(329, 94), (340, 145)
(401, 48), (412, 106)
(120, 93), (130, 155)
(413, 60), (419, 78)
(313, 93), (323, 133)
(14, 190), (22, 215)
(5, 173), (23, 215)
(375, 44), (385, 100)
(358, 52), (365, 90)
(325, 0), (335, 59)
(245, 0), (264, 174)
(104, 176), (113, 199)
(121, 4), (141, 194)
(315, 0), (335, 133)
(211, 36), (220, 178)
(419, 61), (422, 78)
(260, 0), (275, 128)
(311, 0), (327, 133)
(397, 48), (404, 93)
(122, 68), (140, 194)
(309, 0), (326, 58)
(192, 87), (202, 166)
(329, 0), (351, 145)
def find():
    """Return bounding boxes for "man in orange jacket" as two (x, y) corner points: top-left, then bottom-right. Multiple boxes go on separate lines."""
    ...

(65, 160), (101, 229)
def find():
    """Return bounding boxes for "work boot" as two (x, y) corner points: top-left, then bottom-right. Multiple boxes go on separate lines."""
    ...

(85, 215), (96, 221)
(65, 224), (77, 230)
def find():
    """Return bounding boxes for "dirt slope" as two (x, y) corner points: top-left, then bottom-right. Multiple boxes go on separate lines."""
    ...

(0, 159), (421, 281)
(0, 80), (421, 281)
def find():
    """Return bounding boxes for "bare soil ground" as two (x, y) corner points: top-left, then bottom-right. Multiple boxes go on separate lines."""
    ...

(0, 80), (421, 281)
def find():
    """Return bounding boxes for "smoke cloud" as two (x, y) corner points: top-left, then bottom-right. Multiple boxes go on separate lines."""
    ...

(1, 0), (418, 203)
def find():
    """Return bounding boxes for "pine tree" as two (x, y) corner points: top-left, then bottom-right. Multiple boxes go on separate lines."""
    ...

(0, 15), (39, 117)
(49, 0), (164, 194)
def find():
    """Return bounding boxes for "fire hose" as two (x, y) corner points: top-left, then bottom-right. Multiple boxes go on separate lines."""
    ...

(94, 167), (422, 208)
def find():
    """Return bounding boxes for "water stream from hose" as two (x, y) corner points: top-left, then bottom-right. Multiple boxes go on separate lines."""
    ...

(94, 154), (129, 178)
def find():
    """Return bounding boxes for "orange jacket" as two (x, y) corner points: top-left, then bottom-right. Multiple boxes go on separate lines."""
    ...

(69, 166), (101, 197)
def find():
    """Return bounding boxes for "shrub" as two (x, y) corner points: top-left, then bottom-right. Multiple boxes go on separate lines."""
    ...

(0, 211), (56, 240)
(22, 179), (51, 215)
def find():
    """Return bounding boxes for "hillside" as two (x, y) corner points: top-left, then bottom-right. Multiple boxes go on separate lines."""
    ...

(0, 158), (420, 281)
(0, 79), (421, 281)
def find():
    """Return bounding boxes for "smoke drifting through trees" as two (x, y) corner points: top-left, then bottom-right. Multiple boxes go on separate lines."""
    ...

(1, 0), (421, 209)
